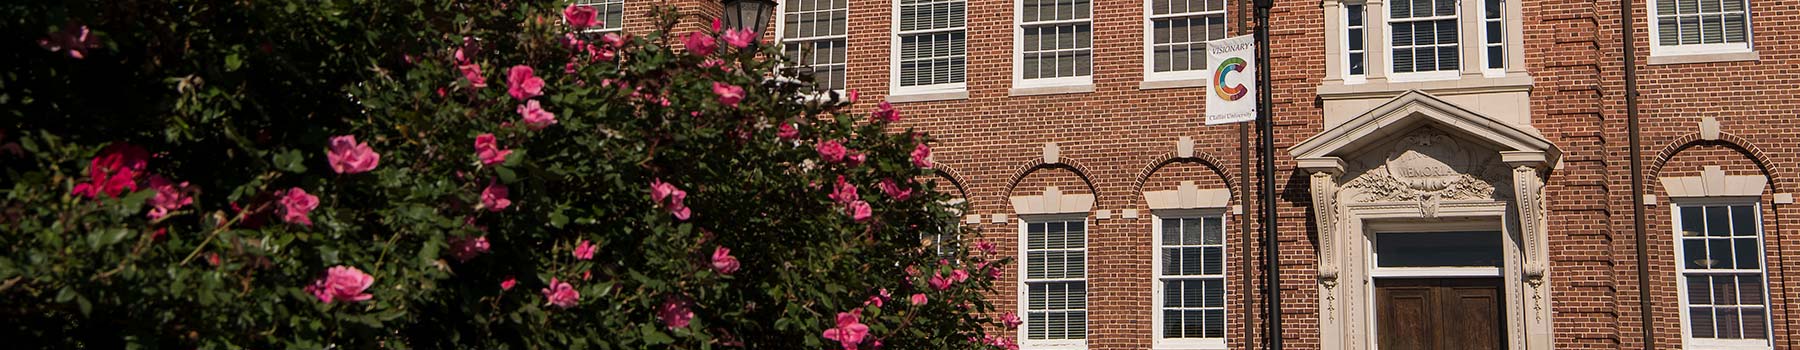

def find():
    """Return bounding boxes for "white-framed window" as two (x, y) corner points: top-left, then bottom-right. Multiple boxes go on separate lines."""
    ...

(577, 0), (626, 32)
(1152, 211), (1227, 349)
(1649, 0), (1752, 56)
(1019, 215), (1088, 349)
(1387, 0), (1460, 80)
(1479, 0), (1504, 74)
(1342, 2), (1368, 80)
(892, 0), (968, 94)
(1014, 0), (1093, 88)
(779, 0), (849, 91)
(1143, 0), (1227, 82)
(1674, 200), (1773, 349)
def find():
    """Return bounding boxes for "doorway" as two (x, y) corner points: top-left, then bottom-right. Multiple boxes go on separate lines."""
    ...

(1374, 278), (1507, 350)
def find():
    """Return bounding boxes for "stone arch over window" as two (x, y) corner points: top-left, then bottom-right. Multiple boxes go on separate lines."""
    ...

(1650, 134), (1782, 349)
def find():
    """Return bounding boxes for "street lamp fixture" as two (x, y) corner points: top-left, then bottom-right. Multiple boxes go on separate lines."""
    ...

(721, 0), (778, 39)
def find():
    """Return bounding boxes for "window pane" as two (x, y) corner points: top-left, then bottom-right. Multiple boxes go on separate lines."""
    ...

(1735, 237), (1760, 269)
(1737, 275), (1764, 304)
(1375, 231), (1503, 267)
(1203, 247), (1223, 275)
(1687, 275), (1712, 305)
(1683, 239), (1708, 269)
(1163, 310), (1184, 338)
(1731, 205), (1756, 236)
(1708, 238), (1735, 268)
(1182, 218), (1202, 245)
(1717, 307), (1742, 338)
(1487, 46), (1505, 69)
(1690, 307), (1717, 338)
(1204, 309), (1225, 337)
(1658, 17), (1680, 46)
(1165, 280), (1184, 306)
(1182, 309), (1205, 338)
(1711, 275), (1739, 305)
(1706, 206), (1731, 236)
(1203, 217), (1223, 244)
(1162, 218), (1181, 245)
(1743, 308), (1768, 339)
(1681, 206), (1705, 237)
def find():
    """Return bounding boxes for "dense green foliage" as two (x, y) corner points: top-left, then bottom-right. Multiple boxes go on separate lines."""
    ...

(0, 1), (1011, 348)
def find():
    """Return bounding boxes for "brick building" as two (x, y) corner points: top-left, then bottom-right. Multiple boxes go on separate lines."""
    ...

(606, 0), (1800, 348)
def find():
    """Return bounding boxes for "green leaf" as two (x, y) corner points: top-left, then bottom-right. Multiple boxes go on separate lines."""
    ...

(225, 53), (243, 71)
(273, 149), (308, 173)
(496, 167), (518, 184)
(75, 294), (92, 316)
(640, 324), (673, 345)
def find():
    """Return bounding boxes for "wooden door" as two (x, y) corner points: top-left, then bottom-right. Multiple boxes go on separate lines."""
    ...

(1375, 278), (1506, 350)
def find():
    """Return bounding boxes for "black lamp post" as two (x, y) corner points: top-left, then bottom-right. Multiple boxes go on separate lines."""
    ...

(721, 0), (777, 38)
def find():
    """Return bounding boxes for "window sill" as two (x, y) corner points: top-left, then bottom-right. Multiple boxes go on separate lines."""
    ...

(1316, 73), (1533, 101)
(1139, 78), (1207, 90)
(1649, 50), (1760, 65)
(886, 90), (969, 103)
(1009, 84), (1095, 97)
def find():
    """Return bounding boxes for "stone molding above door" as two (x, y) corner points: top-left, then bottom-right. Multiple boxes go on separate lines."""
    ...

(1289, 90), (1558, 350)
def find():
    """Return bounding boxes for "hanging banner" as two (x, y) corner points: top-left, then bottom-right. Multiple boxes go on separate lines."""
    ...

(1205, 34), (1257, 125)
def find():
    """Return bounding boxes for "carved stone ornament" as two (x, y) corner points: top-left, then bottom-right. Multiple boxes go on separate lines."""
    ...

(1311, 171), (1340, 287)
(1343, 128), (1503, 217)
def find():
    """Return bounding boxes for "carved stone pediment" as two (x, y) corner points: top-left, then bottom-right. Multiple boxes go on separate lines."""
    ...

(1340, 127), (1510, 217)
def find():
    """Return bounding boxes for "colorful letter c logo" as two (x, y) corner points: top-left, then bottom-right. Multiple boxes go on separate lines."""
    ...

(1213, 57), (1248, 101)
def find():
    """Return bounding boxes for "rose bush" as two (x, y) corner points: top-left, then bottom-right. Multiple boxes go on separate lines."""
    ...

(0, 1), (1012, 348)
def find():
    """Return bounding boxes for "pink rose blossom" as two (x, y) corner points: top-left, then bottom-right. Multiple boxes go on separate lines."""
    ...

(72, 168), (136, 199)
(37, 24), (99, 59)
(480, 180), (511, 212)
(327, 135), (381, 174)
(910, 143), (932, 168)
(90, 143), (149, 175)
(474, 133), (512, 166)
(1002, 311), (1023, 329)
(985, 335), (1020, 350)
(449, 235), (490, 262)
(306, 265), (375, 304)
(878, 178), (912, 201)
(988, 265), (1004, 279)
(870, 101), (901, 123)
(506, 65), (545, 100)
(777, 123), (799, 139)
(145, 175), (195, 219)
(976, 241), (997, 255)
(602, 33), (626, 48)
(459, 64), (487, 88)
(712, 246), (740, 275)
(866, 288), (891, 307)
(500, 277), (517, 291)
(910, 293), (928, 306)
(516, 100), (559, 130)
(848, 200), (872, 222)
(659, 295), (695, 329)
(649, 178), (692, 220)
(563, 4), (598, 29)
(816, 139), (848, 163)
(846, 89), (860, 104)
(574, 239), (596, 260)
(951, 269), (969, 283)
(846, 152), (866, 167)
(712, 82), (746, 108)
(928, 273), (951, 291)
(721, 28), (756, 48)
(280, 187), (320, 226)
(820, 312), (871, 350)
(829, 176), (860, 205)
(541, 278), (580, 308)
(683, 31), (717, 56)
